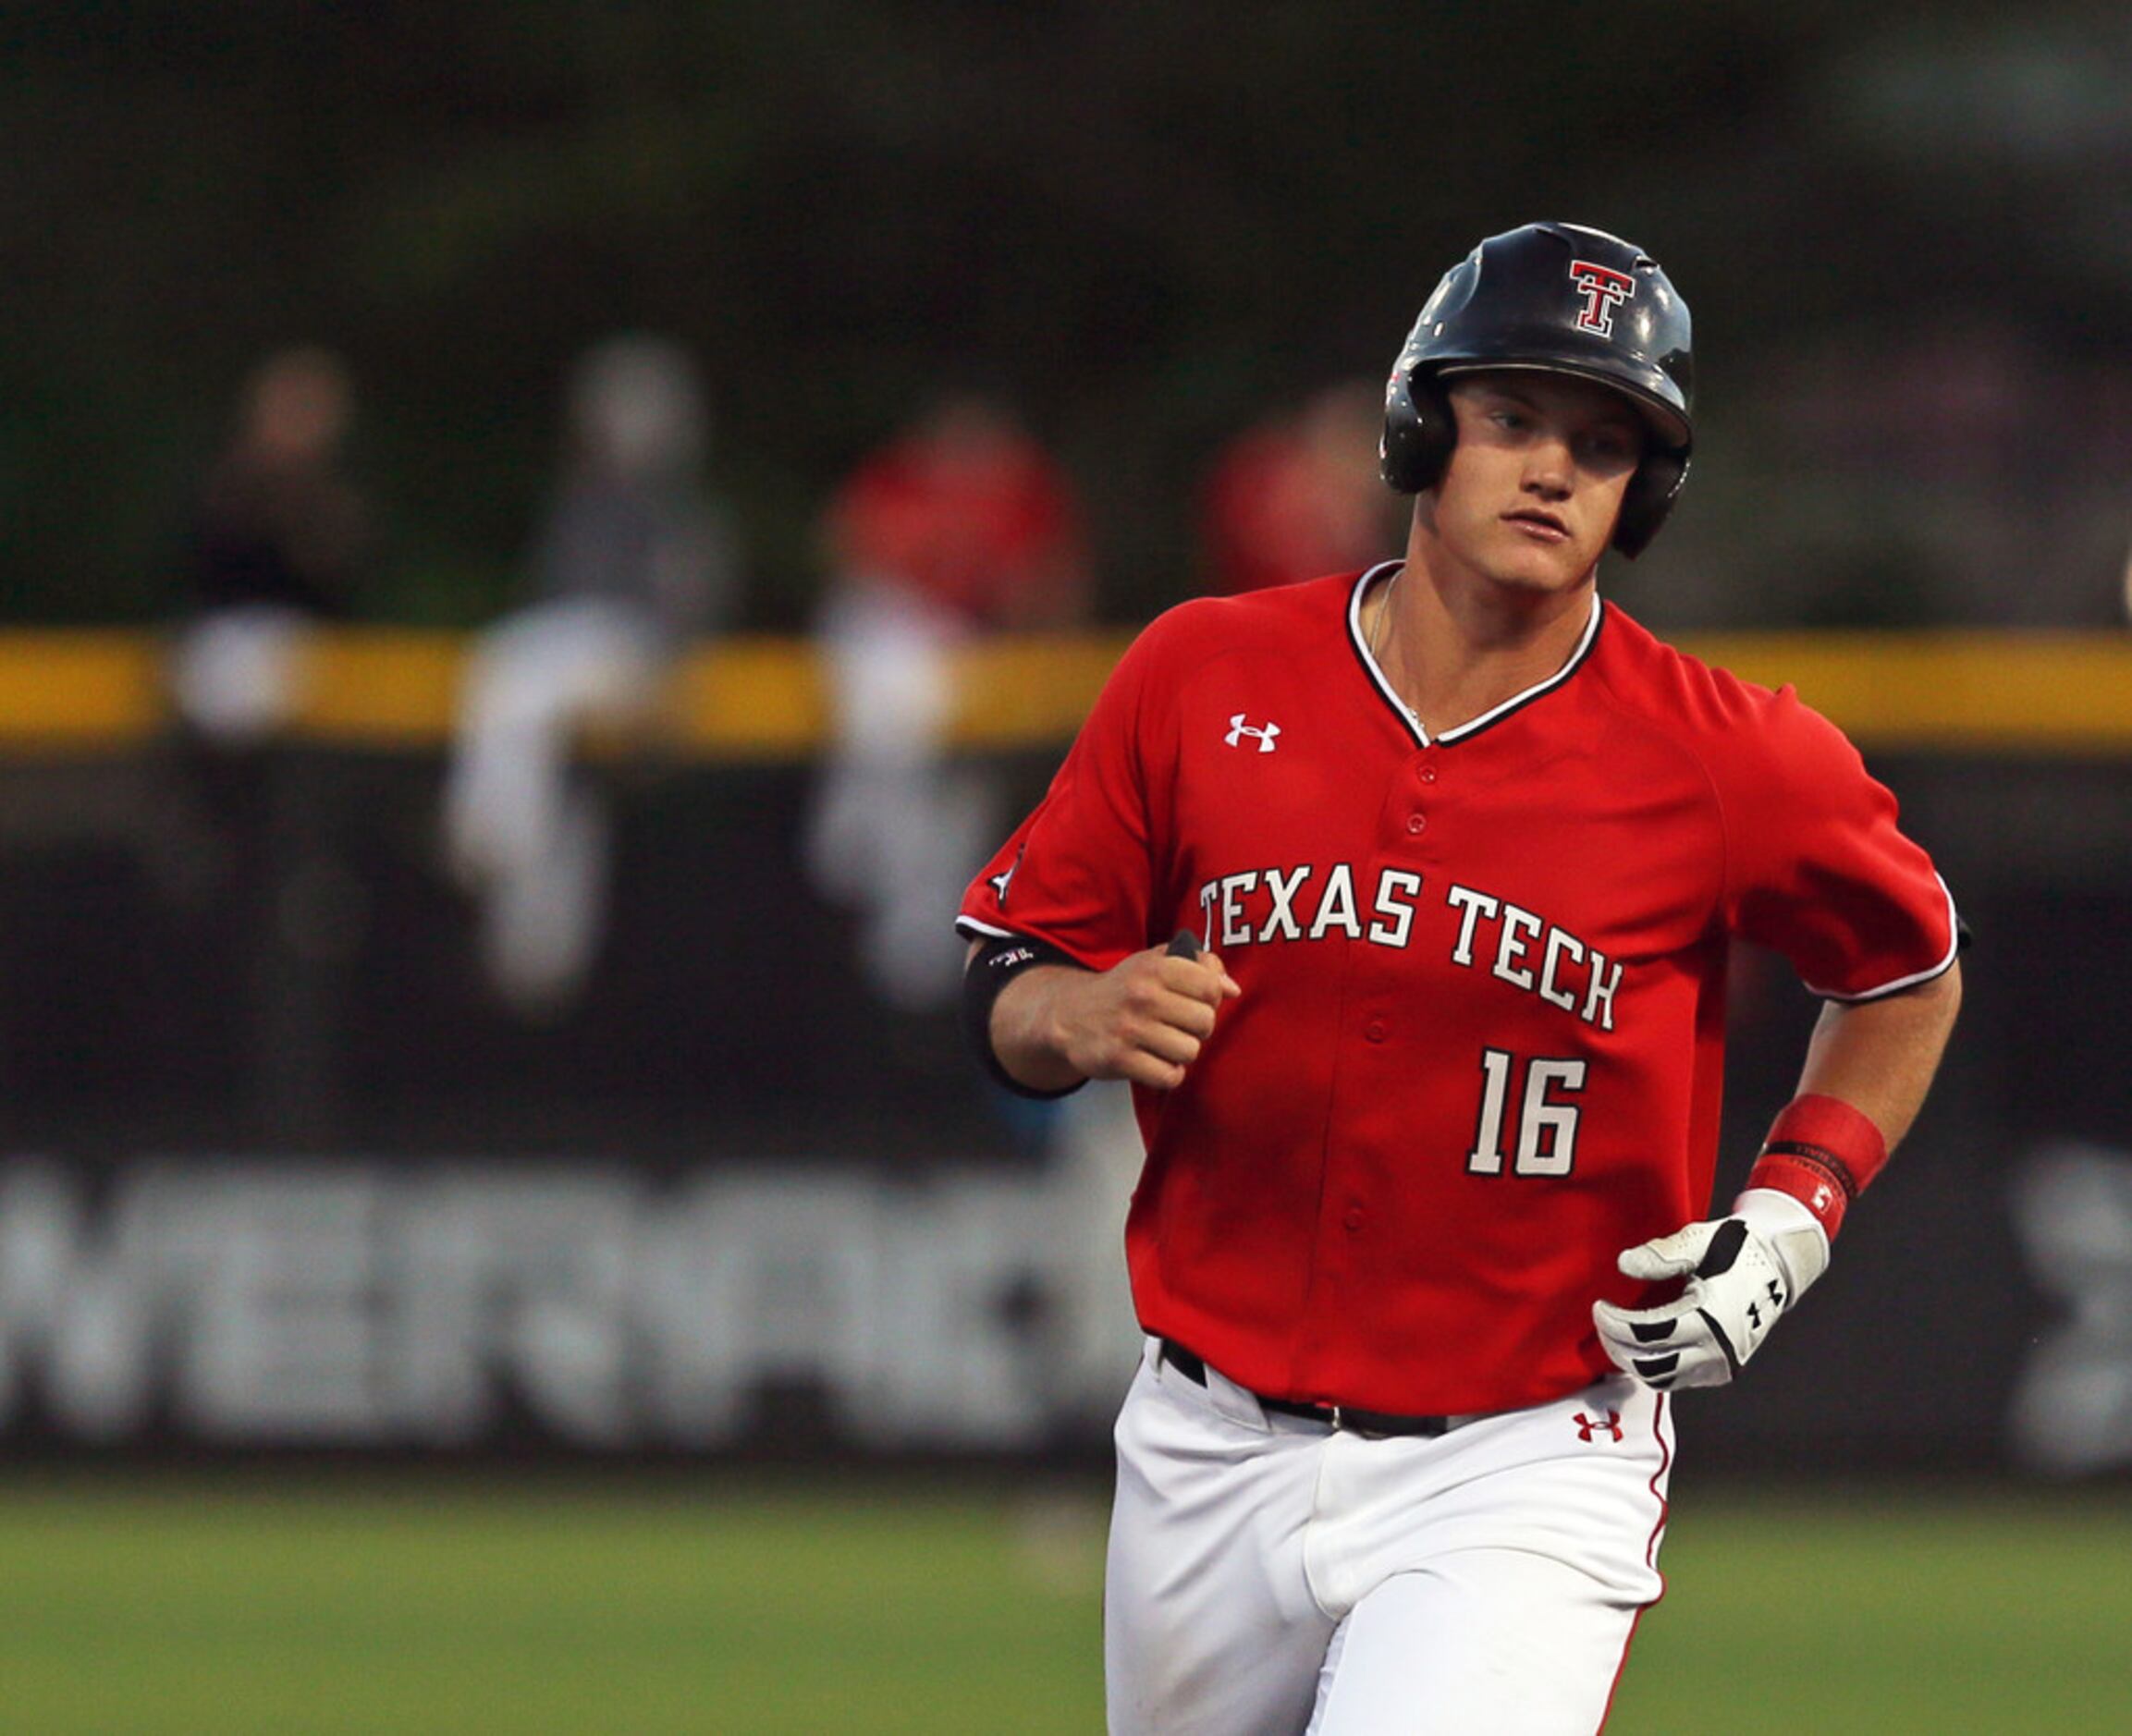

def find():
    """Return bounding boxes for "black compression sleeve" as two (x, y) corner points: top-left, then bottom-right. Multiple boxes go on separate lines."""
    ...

(960, 934), (1089, 1100)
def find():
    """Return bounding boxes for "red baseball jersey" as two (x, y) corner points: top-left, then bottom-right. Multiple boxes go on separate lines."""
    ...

(958, 567), (1959, 1416)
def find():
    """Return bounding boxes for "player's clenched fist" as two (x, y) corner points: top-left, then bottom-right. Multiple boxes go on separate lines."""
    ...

(1592, 1189), (1830, 1389)
(985, 935), (1241, 1094)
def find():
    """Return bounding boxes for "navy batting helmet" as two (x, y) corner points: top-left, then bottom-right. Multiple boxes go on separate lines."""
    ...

(1380, 222), (1694, 557)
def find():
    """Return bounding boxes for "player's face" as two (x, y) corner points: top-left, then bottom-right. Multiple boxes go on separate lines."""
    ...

(1427, 373), (1645, 598)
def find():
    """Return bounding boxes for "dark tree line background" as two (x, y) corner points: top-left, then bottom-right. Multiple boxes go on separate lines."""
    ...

(3, 1), (2129, 630)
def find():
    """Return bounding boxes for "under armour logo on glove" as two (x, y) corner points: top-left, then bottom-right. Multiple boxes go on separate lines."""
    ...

(1592, 1191), (1831, 1390)
(1225, 715), (1281, 752)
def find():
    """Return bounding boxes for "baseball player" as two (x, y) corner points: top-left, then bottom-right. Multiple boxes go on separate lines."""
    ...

(957, 222), (1964, 1734)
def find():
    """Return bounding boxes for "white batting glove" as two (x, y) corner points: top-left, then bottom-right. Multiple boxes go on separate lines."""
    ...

(1592, 1189), (1832, 1390)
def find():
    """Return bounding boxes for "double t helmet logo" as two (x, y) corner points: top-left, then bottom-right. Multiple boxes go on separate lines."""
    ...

(1568, 260), (1636, 337)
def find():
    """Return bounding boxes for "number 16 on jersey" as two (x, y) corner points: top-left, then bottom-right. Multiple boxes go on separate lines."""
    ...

(1468, 1049), (1587, 1177)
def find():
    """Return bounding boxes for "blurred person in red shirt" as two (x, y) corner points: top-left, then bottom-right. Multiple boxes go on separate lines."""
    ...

(806, 392), (1092, 1013)
(828, 390), (1089, 630)
(1198, 377), (1405, 596)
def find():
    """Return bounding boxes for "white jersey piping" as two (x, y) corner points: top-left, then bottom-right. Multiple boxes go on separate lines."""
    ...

(1805, 874), (1965, 1002)
(1345, 565), (1604, 748)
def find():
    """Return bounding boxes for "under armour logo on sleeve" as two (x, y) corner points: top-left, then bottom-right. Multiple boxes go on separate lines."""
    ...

(1226, 715), (1281, 752)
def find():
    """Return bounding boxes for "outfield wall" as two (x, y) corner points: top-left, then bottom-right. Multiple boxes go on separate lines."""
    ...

(0, 630), (2128, 1475)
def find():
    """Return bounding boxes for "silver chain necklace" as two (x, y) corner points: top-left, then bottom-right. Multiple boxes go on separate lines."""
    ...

(1369, 568), (1403, 667)
(1368, 568), (1422, 725)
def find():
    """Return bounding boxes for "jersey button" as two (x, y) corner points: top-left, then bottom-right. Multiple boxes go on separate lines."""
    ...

(1420, 766), (1439, 785)
(1343, 1206), (1365, 1232)
(1364, 1019), (1387, 1043)
(1405, 813), (1427, 835)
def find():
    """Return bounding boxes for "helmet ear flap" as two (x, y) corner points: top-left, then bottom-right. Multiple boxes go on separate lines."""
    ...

(1612, 449), (1688, 558)
(1379, 367), (1457, 495)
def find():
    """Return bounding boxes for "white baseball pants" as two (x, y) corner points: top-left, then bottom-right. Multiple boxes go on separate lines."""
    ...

(1105, 1338), (1673, 1735)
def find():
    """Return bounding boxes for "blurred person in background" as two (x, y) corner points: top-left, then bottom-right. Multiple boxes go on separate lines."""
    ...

(161, 345), (381, 1140)
(804, 390), (1092, 1015)
(168, 345), (371, 744)
(1198, 377), (1406, 595)
(442, 334), (740, 1020)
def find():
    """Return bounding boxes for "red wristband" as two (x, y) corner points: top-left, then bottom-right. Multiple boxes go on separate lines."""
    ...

(1744, 1094), (1889, 1241)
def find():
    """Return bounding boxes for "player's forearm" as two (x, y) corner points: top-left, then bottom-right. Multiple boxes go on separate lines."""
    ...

(1599, 960), (1964, 1390)
(976, 940), (1240, 1094)
(1791, 960), (1962, 1150)
(988, 965), (1096, 1094)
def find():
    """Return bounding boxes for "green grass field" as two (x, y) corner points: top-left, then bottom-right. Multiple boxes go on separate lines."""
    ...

(0, 1471), (2123, 1732)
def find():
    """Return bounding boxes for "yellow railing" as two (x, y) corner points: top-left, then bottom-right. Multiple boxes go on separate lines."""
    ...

(3, 627), (2130, 756)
